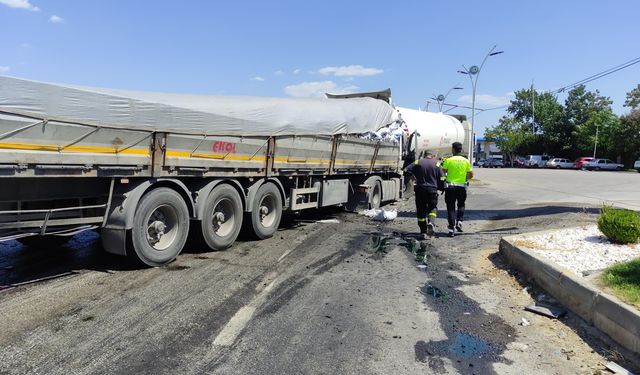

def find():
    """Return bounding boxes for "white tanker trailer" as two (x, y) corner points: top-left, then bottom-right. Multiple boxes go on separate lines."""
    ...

(396, 107), (466, 159)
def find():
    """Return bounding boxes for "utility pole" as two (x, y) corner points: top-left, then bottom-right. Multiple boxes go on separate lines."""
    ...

(531, 81), (535, 133)
(593, 123), (599, 158)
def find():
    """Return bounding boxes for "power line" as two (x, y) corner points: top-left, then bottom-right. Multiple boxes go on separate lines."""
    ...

(550, 56), (640, 95)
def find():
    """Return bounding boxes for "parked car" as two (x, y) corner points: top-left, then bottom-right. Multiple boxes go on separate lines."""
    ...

(574, 157), (594, 169)
(634, 159), (640, 173)
(524, 155), (551, 168)
(485, 158), (504, 168)
(583, 159), (624, 171)
(477, 159), (487, 168)
(513, 157), (525, 168)
(546, 158), (574, 169)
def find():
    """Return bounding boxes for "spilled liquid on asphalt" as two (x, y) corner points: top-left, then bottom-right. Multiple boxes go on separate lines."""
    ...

(448, 333), (489, 359)
(365, 233), (432, 264)
(424, 285), (446, 299)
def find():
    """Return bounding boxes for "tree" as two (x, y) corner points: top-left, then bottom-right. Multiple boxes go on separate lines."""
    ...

(485, 117), (537, 165)
(624, 84), (640, 110)
(498, 88), (565, 155)
(564, 85), (613, 158)
(577, 110), (620, 159)
(485, 84), (634, 162)
(610, 109), (640, 165)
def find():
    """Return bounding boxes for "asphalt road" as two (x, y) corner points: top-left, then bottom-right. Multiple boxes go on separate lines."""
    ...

(1, 170), (639, 374)
(474, 167), (640, 210)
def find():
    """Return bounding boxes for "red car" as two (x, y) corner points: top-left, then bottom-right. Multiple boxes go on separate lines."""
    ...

(574, 157), (594, 169)
(513, 157), (525, 168)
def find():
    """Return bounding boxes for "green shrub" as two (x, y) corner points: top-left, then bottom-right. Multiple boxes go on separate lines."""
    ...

(597, 207), (640, 244)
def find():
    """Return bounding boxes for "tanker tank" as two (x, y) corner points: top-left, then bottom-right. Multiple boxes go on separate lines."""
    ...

(396, 107), (466, 156)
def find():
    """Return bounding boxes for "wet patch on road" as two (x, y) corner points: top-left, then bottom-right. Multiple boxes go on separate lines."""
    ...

(364, 231), (434, 264)
(413, 242), (516, 373)
(422, 285), (447, 300)
(165, 264), (191, 271)
(449, 333), (489, 359)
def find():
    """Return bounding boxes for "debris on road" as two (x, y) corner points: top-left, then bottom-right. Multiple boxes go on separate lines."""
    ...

(520, 318), (531, 326)
(361, 208), (397, 221)
(605, 361), (635, 375)
(317, 219), (340, 224)
(525, 302), (567, 319)
(561, 348), (576, 360)
(509, 342), (529, 352)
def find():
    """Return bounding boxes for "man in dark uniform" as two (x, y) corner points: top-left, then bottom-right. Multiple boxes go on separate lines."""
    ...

(404, 150), (443, 239)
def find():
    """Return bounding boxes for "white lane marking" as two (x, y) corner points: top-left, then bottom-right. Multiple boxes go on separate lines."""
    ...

(212, 278), (278, 347)
(277, 248), (296, 263)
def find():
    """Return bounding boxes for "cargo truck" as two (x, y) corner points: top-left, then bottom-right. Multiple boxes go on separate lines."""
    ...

(0, 77), (464, 266)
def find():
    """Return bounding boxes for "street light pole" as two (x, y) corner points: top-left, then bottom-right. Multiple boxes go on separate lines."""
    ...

(458, 45), (504, 162)
(431, 85), (463, 112)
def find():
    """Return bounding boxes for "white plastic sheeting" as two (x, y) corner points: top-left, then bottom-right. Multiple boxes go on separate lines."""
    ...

(362, 208), (398, 221)
(0, 76), (399, 136)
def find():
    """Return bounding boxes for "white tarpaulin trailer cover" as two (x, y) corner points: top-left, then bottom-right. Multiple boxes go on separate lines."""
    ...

(0, 76), (399, 136)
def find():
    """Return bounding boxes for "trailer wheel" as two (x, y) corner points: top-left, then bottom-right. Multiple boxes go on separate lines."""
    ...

(130, 187), (189, 266)
(200, 184), (243, 250)
(248, 183), (282, 239)
(18, 235), (70, 248)
(370, 181), (382, 209)
(402, 175), (414, 197)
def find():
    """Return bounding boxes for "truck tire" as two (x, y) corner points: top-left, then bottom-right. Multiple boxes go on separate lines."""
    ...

(130, 187), (189, 266)
(370, 181), (382, 209)
(402, 175), (414, 197)
(200, 184), (243, 250)
(248, 183), (282, 239)
(18, 235), (70, 248)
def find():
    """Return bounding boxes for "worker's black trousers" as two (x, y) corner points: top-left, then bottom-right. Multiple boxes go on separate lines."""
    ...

(445, 186), (467, 229)
(414, 187), (438, 233)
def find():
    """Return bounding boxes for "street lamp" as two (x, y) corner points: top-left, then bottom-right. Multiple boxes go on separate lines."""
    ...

(458, 45), (504, 161)
(431, 85), (463, 112)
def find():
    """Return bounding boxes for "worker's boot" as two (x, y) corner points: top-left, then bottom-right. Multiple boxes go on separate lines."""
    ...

(426, 222), (435, 237)
(455, 221), (463, 233)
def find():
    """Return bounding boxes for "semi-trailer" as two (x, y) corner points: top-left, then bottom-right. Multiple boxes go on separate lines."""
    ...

(0, 76), (464, 266)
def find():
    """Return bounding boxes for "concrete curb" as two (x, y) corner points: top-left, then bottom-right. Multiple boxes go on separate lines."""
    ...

(499, 231), (640, 354)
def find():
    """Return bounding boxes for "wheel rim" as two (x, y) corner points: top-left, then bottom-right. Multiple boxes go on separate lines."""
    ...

(145, 204), (179, 251)
(211, 197), (235, 237)
(258, 194), (277, 228)
(372, 185), (381, 206)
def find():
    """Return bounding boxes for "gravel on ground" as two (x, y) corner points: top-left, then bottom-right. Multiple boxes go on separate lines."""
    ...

(522, 225), (640, 276)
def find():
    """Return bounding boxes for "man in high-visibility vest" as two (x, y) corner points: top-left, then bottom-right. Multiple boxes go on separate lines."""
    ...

(404, 150), (443, 239)
(442, 142), (473, 237)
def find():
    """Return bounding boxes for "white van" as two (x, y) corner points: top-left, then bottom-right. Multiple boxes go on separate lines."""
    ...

(524, 155), (551, 168)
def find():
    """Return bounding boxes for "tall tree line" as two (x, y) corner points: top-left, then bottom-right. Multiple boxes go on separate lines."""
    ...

(485, 84), (640, 166)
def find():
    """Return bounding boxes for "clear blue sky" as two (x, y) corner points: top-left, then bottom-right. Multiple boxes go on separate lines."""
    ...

(1, 0), (639, 137)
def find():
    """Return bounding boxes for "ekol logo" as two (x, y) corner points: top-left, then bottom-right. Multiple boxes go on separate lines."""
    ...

(212, 141), (236, 154)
